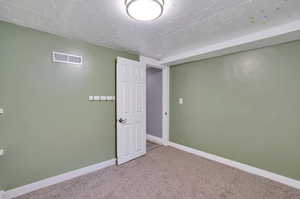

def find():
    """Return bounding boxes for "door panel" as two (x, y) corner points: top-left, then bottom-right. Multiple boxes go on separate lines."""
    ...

(117, 57), (146, 165)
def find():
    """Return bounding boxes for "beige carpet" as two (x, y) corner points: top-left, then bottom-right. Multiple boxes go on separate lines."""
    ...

(16, 146), (300, 199)
(146, 141), (161, 152)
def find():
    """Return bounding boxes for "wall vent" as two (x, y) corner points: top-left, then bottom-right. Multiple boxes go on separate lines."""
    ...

(52, 51), (83, 65)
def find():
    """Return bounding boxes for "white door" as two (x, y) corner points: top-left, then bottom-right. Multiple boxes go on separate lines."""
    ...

(116, 57), (146, 165)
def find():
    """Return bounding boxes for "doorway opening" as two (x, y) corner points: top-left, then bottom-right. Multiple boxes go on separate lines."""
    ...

(146, 67), (163, 152)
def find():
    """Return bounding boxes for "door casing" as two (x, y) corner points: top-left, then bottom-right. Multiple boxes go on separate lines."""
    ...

(140, 56), (169, 146)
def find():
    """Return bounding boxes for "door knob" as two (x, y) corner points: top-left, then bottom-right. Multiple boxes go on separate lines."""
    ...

(119, 118), (127, 124)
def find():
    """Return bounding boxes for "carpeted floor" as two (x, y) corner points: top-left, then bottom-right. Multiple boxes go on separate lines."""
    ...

(146, 141), (161, 152)
(16, 146), (300, 199)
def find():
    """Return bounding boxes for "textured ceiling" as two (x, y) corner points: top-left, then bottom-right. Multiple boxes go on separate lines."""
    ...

(0, 0), (300, 60)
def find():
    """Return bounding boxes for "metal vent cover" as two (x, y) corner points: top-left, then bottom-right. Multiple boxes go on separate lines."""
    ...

(52, 51), (83, 65)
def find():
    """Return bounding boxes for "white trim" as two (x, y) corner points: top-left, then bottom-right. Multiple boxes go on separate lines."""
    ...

(161, 20), (300, 65)
(140, 56), (167, 69)
(141, 56), (170, 147)
(4, 159), (116, 199)
(147, 134), (163, 145)
(0, 191), (4, 199)
(168, 142), (300, 190)
(162, 67), (169, 146)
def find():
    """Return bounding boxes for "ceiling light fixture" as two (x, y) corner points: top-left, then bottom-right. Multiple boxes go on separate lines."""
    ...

(125, 0), (164, 21)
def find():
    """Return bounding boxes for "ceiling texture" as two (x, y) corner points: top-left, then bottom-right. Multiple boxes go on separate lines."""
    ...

(0, 0), (300, 63)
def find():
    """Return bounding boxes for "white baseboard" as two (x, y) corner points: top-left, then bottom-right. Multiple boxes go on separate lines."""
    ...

(168, 141), (300, 190)
(147, 134), (163, 145)
(3, 158), (116, 199)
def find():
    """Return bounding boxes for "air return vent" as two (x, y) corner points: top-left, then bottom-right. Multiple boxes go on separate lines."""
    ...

(52, 51), (83, 65)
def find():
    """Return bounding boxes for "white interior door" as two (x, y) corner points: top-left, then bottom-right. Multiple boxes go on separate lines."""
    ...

(116, 57), (146, 165)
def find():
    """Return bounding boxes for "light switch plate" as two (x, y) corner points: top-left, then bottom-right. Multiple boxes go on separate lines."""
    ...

(112, 96), (115, 101)
(107, 96), (113, 101)
(179, 98), (183, 104)
(0, 108), (3, 115)
(94, 96), (100, 101)
(0, 149), (4, 156)
(88, 96), (94, 101)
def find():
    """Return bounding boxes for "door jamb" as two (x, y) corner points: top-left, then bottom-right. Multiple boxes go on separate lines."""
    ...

(140, 56), (169, 146)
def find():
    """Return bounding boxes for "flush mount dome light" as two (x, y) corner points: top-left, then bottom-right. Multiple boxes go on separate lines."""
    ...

(125, 0), (164, 21)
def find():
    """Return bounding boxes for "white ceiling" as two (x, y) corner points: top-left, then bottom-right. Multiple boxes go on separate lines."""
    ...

(0, 0), (300, 63)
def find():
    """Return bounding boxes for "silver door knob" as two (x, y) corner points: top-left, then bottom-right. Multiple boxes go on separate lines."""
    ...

(119, 118), (127, 124)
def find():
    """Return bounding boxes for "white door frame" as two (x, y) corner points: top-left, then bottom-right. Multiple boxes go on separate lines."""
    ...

(140, 56), (169, 146)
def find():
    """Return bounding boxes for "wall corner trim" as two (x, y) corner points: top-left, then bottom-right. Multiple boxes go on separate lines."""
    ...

(147, 134), (163, 145)
(3, 158), (116, 199)
(168, 141), (300, 190)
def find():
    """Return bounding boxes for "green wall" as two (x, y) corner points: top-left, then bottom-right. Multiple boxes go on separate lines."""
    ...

(170, 41), (300, 181)
(0, 21), (137, 190)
